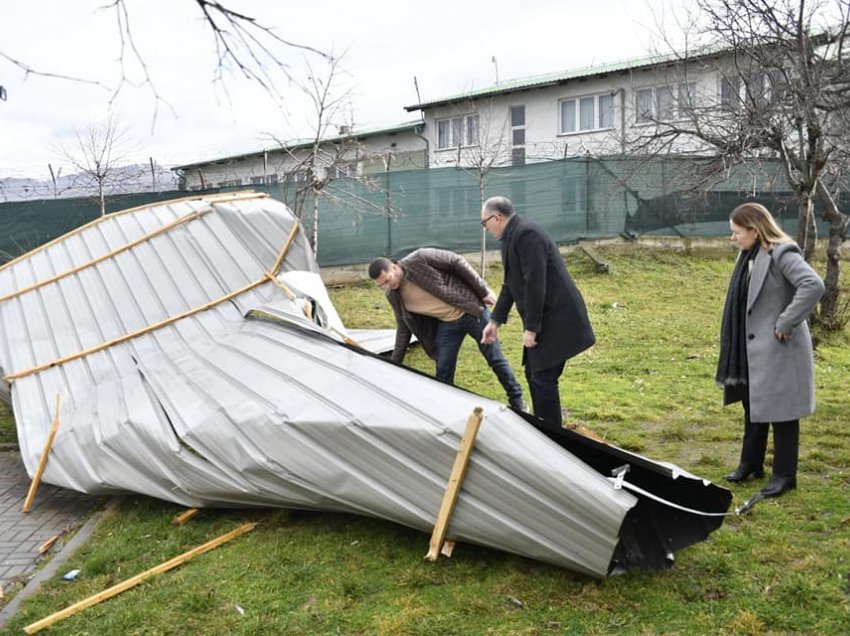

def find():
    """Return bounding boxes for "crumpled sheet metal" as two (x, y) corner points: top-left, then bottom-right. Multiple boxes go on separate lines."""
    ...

(0, 192), (720, 578)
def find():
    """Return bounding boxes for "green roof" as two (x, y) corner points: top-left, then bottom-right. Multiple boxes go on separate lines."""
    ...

(404, 50), (710, 111)
(173, 120), (424, 170)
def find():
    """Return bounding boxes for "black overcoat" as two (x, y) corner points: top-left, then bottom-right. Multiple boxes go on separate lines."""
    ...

(491, 215), (595, 372)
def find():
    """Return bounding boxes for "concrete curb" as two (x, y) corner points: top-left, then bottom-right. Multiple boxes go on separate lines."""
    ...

(0, 497), (121, 629)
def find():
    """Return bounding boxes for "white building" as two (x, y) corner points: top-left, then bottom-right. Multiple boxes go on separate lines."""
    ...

(174, 121), (427, 191)
(176, 47), (770, 188)
(404, 49), (735, 169)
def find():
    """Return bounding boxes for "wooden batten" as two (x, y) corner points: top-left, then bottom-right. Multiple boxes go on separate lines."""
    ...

(425, 407), (484, 562)
(22, 394), (62, 513)
(24, 522), (257, 634)
(4, 200), (304, 384)
(0, 209), (211, 305)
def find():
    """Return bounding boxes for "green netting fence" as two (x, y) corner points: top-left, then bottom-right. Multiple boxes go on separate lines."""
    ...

(1, 157), (841, 267)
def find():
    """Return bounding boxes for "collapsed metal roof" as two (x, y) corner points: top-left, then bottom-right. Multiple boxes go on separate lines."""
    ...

(0, 192), (730, 578)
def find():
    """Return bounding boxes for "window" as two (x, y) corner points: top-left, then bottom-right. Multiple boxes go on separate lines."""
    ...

(560, 100), (577, 133)
(436, 114), (479, 149)
(636, 88), (653, 123)
(466, 115), (479, 146)
(560, 93), (615, 133)
(635, 83), (696, 123)
(720, 72), (779, 112)
(510, 105), (526, 166)
(720, 77), (739, 112)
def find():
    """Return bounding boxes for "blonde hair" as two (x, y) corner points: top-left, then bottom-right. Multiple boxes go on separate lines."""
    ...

(730, 202), (794, 250)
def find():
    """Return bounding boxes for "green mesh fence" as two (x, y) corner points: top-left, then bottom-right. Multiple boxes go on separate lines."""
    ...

(1, 158), (841, 267)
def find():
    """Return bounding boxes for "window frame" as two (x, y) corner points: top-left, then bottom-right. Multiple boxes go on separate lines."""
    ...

(633, 82), (697, 124)
(435, 113), (480, 150)
(559, 92), (616, 135)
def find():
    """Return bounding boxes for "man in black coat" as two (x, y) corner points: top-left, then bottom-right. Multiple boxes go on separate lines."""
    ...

(480, 196), (595, 425)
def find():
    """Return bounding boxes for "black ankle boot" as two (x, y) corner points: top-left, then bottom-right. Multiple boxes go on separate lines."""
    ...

(724, 464), (765, 483)
(760, 474), (797, 498)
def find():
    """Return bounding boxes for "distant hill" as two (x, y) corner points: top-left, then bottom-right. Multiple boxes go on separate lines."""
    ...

(0, 163), (178, 202)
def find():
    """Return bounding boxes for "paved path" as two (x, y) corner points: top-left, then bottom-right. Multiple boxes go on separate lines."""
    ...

(0, 450), (101, 599)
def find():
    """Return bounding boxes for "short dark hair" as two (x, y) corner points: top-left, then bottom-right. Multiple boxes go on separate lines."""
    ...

(368, 257), (393, 280)
(483, 196), (514, 218)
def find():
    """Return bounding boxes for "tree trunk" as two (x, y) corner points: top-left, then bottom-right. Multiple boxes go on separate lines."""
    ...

(796, 192), (816, 261)
(99, 180), (106, 217)
(479, 172), (486, 274)
(815, 181), (849, 330)
(311, 190), (319, 259)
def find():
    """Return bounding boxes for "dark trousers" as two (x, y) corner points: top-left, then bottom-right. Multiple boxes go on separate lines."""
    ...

(740, 402), (800, 478)
(434, 309), (524, 407)
(525, 359), (567, 425)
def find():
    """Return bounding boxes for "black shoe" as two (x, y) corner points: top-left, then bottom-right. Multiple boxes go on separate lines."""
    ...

(759, 474), (797, 498)
(724, 464), (765, 483)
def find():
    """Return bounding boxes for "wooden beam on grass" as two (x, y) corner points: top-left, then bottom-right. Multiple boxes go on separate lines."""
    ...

(23, 522), (257, 634)
(172, 508), (200, 526)
(22, 394), (61, 513)
(425, 407), (484, 562)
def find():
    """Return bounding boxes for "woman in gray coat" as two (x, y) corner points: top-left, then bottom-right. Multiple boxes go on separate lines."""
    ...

(717, 203), (824, 498)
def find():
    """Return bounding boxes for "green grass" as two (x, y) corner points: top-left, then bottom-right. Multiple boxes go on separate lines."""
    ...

(3, 246), (849, 635)
(0, 401), (16, 445)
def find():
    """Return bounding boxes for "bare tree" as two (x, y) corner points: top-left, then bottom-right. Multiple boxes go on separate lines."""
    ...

(0, 1), (328, 115)
(268, 52), (387, 258)
(453, 99), (512, 273)
(622, 0), (850, 330)
(59, 117), (140, 216)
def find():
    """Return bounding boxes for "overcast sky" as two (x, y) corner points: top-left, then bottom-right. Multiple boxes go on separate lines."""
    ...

(0, 0), (682, 179)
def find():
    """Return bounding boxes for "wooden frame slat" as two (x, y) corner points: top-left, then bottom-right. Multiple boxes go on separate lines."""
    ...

(425, 407), (484, 562)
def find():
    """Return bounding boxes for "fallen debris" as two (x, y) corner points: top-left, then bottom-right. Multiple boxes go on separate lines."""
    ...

(37, 534), (61, 555)
(172, 508), (200, 526)
(1, 194), (732, 578)
(24, 522), (257, 634)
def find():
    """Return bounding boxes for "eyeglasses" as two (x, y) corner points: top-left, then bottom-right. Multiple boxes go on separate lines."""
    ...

(481, 214), (498, 228)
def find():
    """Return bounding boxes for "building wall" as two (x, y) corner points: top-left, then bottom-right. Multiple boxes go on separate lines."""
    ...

(179, 129), (427, 190)
(422, 59), (722, 169)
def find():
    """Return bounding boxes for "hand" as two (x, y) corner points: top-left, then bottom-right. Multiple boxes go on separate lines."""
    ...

(774, 328), (792, 342)
(481, 322), (499, 345)
(523, 330), (538, 348)
(483, 292), (497, 306)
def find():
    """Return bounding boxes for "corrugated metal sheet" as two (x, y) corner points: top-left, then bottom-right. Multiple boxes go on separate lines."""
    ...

(0, 192), (727, 577)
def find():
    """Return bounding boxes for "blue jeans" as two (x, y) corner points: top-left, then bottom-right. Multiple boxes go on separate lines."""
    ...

(434, 309), (524, 407)
(525, 360), (566, 425)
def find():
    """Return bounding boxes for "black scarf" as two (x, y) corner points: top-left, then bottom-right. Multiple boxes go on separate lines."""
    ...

(716, 245), (760, 387)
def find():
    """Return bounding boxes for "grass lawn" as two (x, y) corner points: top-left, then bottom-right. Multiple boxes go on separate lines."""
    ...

(2, 246), (849, 635)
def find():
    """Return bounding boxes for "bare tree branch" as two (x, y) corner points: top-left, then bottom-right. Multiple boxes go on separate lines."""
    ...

(0, 51), (107, 89)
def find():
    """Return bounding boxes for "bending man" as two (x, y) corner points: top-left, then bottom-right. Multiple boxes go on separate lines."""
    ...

(369, 248), (526, 410)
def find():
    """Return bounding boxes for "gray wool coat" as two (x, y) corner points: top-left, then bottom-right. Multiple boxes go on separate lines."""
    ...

(724, 242), (824, 423)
